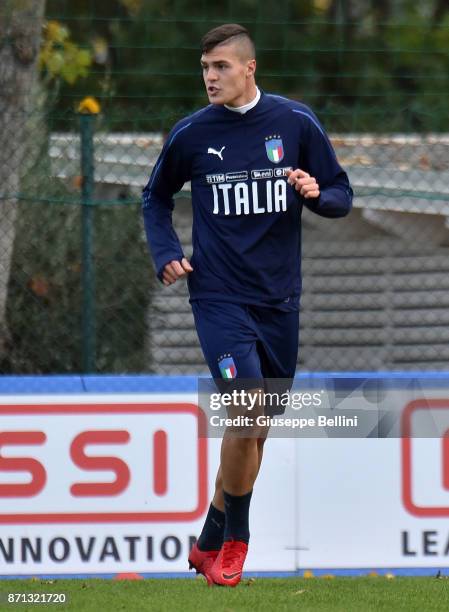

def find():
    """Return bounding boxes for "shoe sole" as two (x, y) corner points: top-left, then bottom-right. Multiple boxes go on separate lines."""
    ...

(205, 572), (241, 587)
(189, 559), (216, 577)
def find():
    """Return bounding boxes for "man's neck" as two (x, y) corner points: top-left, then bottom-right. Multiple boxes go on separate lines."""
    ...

(225, 86), (260, 114)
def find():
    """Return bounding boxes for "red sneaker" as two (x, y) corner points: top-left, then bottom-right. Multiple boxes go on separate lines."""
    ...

(188, 543), (220, 577)
(206, 539), (248, 587)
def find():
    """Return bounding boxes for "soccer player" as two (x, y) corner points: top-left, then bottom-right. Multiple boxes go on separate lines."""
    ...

(142, 23), (352, 586)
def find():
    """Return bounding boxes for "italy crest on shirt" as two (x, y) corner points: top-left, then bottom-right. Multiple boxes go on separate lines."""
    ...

(218, 354), (237, 379)
(265, 135), (284, 163)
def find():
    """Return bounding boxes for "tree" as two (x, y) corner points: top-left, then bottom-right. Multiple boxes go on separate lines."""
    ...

(0, 0), (46, 358)
(432, 0), (449, 24)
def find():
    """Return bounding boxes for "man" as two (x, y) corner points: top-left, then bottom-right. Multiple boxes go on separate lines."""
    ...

(142, 23), (352, 587)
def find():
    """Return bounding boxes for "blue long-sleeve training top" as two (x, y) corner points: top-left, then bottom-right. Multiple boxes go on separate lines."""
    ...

(142, 91), (353, 309)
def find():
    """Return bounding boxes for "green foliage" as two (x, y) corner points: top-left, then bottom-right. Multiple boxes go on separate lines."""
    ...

(39, 20), (92, 86)
(42, 0), (449, 132)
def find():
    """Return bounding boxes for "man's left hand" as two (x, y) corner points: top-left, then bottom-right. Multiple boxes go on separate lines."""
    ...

(287, 169), (320, 199)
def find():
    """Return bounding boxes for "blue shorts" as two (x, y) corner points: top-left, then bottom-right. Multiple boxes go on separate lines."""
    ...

(191, 300), (299, 415)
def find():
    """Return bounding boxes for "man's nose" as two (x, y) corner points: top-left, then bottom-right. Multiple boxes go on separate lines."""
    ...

(207, 68), (218, 81)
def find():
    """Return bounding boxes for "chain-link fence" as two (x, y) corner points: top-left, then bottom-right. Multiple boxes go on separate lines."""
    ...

(2, 5), (449, 373)
(1, 110), (449, 374)
(1, 111), (155, 374)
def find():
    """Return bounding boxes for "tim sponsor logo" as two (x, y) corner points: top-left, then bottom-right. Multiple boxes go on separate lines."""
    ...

(206, 174), (225, 184)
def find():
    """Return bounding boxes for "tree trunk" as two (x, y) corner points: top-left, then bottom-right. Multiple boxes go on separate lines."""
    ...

(0, 0), (46, 358)
(432, 0), (449, 25)
(371, 0), (390, 32)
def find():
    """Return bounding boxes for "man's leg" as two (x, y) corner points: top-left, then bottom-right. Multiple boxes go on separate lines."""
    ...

(195, 468), (226, 552)
(190, 397), (268, 577)
(211, 466), (225, 511)
(200, 423), (268, 552)
(189, 301), (277, 582)
(218, 404), (268, 541)
(204, 397), (271, 587)
(212, 430), (268, 510)
(188, 463), (227, 575)
(189, 421), (268, 576)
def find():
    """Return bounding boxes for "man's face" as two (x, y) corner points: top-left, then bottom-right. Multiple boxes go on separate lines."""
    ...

(201, 42), (255, 107)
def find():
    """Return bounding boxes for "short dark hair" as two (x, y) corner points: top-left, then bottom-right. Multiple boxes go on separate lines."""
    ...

(201, 23), (255, 57)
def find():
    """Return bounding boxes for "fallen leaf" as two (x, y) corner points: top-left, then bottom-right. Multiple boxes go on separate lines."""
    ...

(419, 154), (431, 170)
(28, 275), (50, 297)
(72, 175), (83, 189)
(303, 570), (314, 578)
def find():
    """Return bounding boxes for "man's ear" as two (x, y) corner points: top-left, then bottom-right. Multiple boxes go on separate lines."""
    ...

(246, 59), (256, 78)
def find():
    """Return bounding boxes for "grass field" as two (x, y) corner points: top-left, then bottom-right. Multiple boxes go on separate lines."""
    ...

(0, 576), (448, 611)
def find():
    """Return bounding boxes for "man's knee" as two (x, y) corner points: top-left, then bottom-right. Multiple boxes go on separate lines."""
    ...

(257, 435), (267, 450)
(225, 387), (267, 437)
(257, 427), (269, 450)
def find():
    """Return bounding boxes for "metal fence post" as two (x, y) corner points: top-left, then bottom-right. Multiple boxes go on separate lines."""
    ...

(80, 113), (96, 373)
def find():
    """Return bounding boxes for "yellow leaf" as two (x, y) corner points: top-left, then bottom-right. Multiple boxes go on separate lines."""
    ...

(47, 52), (64, 75)
(76, 49), (92, 68)
(45, 21), (68, 44)
(303, 570), (314, 579)
(78, 96), (101, 114)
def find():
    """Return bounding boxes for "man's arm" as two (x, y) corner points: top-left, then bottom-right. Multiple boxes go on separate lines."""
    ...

(289, 108), (353, 218)
(142, 122), (193, 284)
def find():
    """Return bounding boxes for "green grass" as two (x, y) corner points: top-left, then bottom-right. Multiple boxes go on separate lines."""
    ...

(1, 576), (449, 612)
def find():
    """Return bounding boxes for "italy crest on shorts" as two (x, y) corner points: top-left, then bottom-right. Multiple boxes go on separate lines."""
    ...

(265, 135), (284, 163)
(218, 354), (237, 380)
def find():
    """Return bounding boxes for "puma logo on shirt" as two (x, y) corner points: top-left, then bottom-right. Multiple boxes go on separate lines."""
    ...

(208, 146), (226, 160)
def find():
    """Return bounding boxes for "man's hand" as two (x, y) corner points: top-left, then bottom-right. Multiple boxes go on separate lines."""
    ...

(287, 169), (320, 199)
(162, 257), (193, 286)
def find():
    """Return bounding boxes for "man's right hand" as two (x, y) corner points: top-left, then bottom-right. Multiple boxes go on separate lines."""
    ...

(162, 258), (193, 286)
